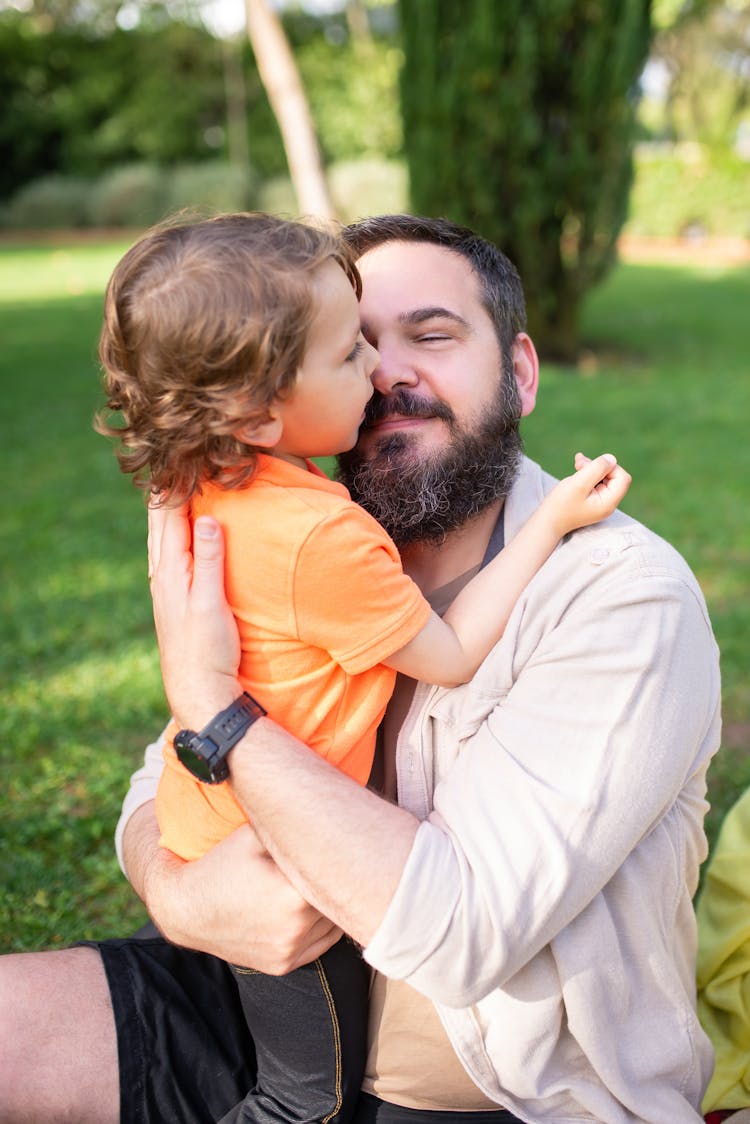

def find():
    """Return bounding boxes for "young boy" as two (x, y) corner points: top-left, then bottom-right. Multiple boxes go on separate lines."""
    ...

(97, 212), (630, 1123)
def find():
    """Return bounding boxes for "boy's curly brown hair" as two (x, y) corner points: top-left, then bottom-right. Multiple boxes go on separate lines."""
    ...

(96, 212), (361, 505)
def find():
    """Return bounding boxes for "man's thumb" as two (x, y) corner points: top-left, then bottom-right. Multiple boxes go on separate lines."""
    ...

(192, 516), (225, 575)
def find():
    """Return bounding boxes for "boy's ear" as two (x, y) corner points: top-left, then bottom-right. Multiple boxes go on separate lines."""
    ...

(235, 410), (283, 450)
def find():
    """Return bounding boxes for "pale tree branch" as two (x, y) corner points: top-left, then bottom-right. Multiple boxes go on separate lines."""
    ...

(244, 0), (336, 218)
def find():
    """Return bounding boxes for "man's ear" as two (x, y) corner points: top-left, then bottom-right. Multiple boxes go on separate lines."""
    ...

(511, 333), (539, 418)
(235, 410), (283, 450)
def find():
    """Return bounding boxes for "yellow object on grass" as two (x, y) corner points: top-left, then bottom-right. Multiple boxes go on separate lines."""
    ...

(697, 785), (750, 1112)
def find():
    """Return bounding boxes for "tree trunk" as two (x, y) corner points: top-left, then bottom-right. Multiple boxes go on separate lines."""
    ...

(244, 0), (335, 218)
(346, 0), (373, 45)
(526, 282), (581, 366)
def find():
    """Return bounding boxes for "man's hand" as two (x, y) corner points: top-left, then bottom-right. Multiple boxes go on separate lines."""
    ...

(141, 818), (343, 972)
(148, 503), (241, 730)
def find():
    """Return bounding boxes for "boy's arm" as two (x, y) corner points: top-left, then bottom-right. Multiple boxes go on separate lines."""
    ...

(384, 453), (631, 686)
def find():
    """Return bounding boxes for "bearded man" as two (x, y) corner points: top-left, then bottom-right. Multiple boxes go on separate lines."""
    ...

(0, 215), (721, 1124)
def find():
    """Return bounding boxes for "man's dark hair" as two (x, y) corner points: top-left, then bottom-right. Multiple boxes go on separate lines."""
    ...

(343, 214), (527, 359)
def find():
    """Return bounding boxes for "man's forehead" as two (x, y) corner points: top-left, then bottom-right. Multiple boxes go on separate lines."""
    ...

(357, 240), (481, 314)
(356, 238), (469, 274)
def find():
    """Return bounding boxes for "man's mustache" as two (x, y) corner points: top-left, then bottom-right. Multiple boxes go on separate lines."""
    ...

(362, 390), (455, 429)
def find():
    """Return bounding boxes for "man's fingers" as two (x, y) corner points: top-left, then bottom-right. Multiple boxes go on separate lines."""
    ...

(193, 515), (224, 564)
(159, 502), (193, 570)
(297, 924), (345, 967)
(147, 500), (165, 579)
(190, 515), (228, 613)
(149, 499), (191, 576)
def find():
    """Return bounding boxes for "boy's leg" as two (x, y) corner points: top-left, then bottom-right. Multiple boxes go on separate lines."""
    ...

(0, 947), (119, 1124)
(222, 936), (370, 1124)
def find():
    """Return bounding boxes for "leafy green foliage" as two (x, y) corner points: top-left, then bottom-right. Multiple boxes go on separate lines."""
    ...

(399, 0), (653, 360)
(0, 12), (228, 200)
(0, 7), (403, 204)
(89, 163), (170, 227)
(296, 35), (403, 164)
(0, 8), (280, 191)
(1, 173), (94, 229)
(650, 2), (750, 147)
(626, 146), (750, 237)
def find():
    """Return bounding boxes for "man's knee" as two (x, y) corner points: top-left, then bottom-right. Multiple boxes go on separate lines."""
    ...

(0, 947), (119, 1124)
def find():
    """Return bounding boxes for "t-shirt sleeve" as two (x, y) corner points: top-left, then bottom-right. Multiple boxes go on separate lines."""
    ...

(292, 503), (431, 675)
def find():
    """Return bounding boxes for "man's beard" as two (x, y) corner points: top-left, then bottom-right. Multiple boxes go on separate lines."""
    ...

(336, 371), (523, 547)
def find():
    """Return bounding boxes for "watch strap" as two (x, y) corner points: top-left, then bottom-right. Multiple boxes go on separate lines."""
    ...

(198, 692), (267, 754)
(175, 692), (267, 783)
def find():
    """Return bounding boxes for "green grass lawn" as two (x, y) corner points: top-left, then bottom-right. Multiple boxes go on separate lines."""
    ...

(1, 238), (748, 951)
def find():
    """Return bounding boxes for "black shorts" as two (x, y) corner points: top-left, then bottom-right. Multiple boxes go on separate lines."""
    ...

(87, 932), (522, 1124)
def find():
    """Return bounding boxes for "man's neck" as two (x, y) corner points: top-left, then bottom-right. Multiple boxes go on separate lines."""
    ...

(399, 499), (504, 596)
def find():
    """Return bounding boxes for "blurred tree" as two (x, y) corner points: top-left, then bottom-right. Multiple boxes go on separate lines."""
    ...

(8, 0), (203, 33)
(295, 21), (402, 164)
(244, 0), (334, 216)
(0, 2), (402, 204)
(345, 0), (372, 44)
(651, 0), (750, 148)
(399, 0), (653, 361)
(222, 34), (250, 168)
(0, 10), (228, 199)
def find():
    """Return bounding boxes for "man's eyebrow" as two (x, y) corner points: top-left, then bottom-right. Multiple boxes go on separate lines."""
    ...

(398, 306), (470, 330)
(358, 307), (471, 339)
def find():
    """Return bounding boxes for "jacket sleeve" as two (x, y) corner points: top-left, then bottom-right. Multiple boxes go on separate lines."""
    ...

(364, 546), (721, 1007)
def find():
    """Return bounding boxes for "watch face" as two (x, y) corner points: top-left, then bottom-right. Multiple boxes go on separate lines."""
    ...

(175, 733), (214, 783)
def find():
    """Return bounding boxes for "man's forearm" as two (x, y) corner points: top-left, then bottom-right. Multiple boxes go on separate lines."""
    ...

(228, 716), (419, 947)
(120, 799), (200, 943)
(121, 800), (163, 903)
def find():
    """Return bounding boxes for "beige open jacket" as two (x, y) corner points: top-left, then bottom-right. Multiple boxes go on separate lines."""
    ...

(118, 457), (722, 1124)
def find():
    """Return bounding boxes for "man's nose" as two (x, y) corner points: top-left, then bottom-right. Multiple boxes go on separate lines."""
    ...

(370, 345), (419, 395)
(364, 339), (380, 381)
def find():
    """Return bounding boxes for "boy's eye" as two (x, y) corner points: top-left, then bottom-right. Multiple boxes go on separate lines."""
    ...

(345, 340), (364, 362)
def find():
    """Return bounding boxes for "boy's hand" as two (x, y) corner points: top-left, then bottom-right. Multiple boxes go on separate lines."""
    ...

(545, 452), (632, 536)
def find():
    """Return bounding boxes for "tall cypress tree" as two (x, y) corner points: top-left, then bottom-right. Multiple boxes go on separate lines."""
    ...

(399, 0), (652, 360)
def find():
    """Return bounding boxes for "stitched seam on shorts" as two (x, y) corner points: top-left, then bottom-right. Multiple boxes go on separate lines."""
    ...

(315, 956), (343, 1124)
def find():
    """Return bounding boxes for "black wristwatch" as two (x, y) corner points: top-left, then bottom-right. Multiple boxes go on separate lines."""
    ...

(174, 692), (267, 784)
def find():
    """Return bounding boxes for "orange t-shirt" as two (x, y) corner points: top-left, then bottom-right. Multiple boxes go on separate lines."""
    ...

(157, 455), (431, 861)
